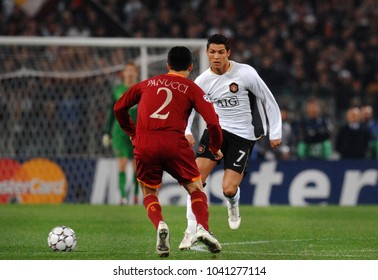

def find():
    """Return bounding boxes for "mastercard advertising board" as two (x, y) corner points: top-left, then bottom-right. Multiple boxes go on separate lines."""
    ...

(0, 158), (68, 204)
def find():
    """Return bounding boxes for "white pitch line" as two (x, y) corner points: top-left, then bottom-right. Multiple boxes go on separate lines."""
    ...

(188, 238), (378, 258)
(189, 238), (339, 252)
(221, 237), (376, 246)
(189, 244), (208, 252)
(220, 251), (370, 258)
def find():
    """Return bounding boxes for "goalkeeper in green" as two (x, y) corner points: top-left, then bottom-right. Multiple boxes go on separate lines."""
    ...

(102, 63), (139, 205)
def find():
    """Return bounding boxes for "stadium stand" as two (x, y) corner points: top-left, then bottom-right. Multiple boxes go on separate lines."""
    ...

(1, 0), (378, 160)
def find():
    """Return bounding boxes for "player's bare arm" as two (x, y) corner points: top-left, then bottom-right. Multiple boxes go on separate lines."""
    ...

(185, 134), (195, 147)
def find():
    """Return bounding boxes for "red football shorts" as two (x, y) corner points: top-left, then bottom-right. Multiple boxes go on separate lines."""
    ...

(133, 131), (201, 188)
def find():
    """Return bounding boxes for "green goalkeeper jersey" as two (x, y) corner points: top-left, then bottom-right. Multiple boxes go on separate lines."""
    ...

(103, 84), (137, 157)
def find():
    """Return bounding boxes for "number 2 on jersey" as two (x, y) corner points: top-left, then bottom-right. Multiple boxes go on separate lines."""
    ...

(150, 87), (172, 119)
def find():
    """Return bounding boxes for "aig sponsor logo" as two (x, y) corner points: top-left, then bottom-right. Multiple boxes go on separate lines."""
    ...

(0, 158), (67, 204)
(215, 96), (239, 107)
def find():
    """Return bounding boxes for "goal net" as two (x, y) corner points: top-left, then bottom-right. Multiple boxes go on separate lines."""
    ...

(0, 37), (208, 204)
(0, 36), (207, 158)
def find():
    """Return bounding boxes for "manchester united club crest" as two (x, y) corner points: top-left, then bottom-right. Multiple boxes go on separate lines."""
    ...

(197, 144), (206, 154)
(229, 82), (239, 93)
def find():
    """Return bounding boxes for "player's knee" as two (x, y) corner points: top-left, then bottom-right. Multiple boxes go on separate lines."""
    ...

(223, 186), (237, 198)
(118, 158), (127, 170)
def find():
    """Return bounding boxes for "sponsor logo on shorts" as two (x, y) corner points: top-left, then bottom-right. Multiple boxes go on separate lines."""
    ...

(0, 158), (68, 204)
(197, 145), (206, 154)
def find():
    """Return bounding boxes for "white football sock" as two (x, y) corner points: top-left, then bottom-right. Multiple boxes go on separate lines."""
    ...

(227, 187), (240, 206)
(186, 194), (197, 234)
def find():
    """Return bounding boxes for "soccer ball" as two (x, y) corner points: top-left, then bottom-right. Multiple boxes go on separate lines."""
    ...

(47, 226), (77, 252)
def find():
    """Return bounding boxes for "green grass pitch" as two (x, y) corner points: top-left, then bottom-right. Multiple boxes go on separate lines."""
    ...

(0, 204), (377, 260)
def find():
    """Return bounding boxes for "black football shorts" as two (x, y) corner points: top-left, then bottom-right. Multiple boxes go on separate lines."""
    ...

(196, 129), (255, 174)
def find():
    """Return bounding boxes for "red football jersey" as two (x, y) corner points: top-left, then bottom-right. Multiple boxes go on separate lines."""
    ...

(114, 73), (222, 153)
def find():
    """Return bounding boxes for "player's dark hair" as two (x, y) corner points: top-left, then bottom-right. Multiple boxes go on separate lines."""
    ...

(207, 34), (230, 51)
(167, 46), (192, 71)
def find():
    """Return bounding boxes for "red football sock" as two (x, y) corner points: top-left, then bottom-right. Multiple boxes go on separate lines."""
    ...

(190, 190), (209, 230)
(143, 195), (163, 229)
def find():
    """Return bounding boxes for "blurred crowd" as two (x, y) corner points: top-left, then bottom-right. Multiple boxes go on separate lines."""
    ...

(1, 0), (378, 160)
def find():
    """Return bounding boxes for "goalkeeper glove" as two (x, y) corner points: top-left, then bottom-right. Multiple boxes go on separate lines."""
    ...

(102, 134), (111, 147)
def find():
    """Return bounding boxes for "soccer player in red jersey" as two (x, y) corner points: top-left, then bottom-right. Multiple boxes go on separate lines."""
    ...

(114, 46), (223, 257)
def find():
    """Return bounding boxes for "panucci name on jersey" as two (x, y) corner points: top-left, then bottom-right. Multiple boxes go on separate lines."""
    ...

(147, 78), (189, 94)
